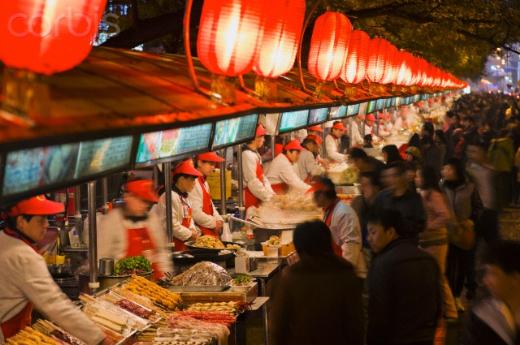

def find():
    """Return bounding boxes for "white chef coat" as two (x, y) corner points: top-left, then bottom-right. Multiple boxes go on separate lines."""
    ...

(296, 148), (323, 181)
(242, 149), (274, 202)
(351, 120), (364, 148)
(325, 134), (347, 162)
(97, 208), (173, 274)
(266, 154), (311, 194)
(327, 202), (367, 278)
(152, 190), (200, 242)
(0, 231), (105, 345)
(188, 178), (223, 230)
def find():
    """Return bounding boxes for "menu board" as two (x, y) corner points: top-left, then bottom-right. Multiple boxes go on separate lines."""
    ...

(366, 100), (377, 114)
(3, 143), (79, 197)
(347, 103), (360, 116)
(279, 110), (309, 133)
(376, 99), (385, 111)
(414, 94), (421, 103)
(329, 105), (348, 119)
(136, 123), (212, 164)
(2, 135), (134, 197)
(308, 107), (329, 125)
(75, 136), (133, 178)
(391, 97), (398, 107)
(213, 113), (258, 149)
(385, 98), (393, 108)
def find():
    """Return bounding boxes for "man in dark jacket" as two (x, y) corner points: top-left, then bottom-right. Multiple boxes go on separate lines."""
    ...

(374, 162), (426, 240)
(367, 209), (441, 345)
(272, 221), (364, 345)
(463, 241), (520, 345)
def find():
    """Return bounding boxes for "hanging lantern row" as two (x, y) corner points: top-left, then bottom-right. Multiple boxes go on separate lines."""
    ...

(0, 0), (466, 91)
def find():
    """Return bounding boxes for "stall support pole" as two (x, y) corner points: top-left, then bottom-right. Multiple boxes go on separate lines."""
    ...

(220, 148), (227, 215)
(87, 181), (99, 294)
(74, 185), (83, 241)
(163, 162), (174, 243)
(270, 136), (276, 161)
(101, 177), (109, 214)
(237, 145), (244, 218)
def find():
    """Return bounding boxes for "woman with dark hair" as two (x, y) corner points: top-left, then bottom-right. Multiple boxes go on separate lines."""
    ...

(441, 158), (482, 311)
(463, 241), (520, 345)
(434, 129), (448, 163)
(416, 165), (458, 319)
(382, 144), (403, 165)
(409, 133), (421, 148)
(271, 221), (364, 345)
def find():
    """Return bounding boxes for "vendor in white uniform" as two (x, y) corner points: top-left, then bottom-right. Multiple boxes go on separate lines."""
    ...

(308, 125), (324, 138)
(325, 121), (348, 162)
(188, 152), (224, 238)
(97, 180), (173, 280)
(312, 178), (367, 278)
(153, 160), (201, 251)
(351, 115), (365, 148)
(266, 140), (311, 194)
(297, 134), (325, 182)
(0, 196), (107, 344)
(242, 124), (274, 209)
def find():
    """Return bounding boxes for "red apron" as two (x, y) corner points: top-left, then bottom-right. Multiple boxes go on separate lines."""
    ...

(244, 160), (265, 209)
(173, 196), (193, 252)
(197, 177), (218, 238)
(125, 227), (163, 280)
(323, 201), (343, 257)
(1, 229), (37, 338)
(271, 183), (289, 195)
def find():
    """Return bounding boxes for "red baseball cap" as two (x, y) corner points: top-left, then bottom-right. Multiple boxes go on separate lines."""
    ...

(306, 134), (322, 145)
(274, 143), (284, 156)
(332, 122), (346, 131)
(196, 151), (225, 163)
(126, 180), (159, 203)
(366, 114), (376, 122)
(9, 196), (64, 217)
(256, 124), (266, 137)
(308, 125), (323, 133)
(172, 160), (202, 177)
(284, 140), (304, 151)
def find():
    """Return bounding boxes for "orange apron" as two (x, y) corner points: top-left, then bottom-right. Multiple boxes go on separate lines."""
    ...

(197, 177), (218, 238)
(323, 201), (343, 257)
(244, 160), (265, 209)
(173, 195), (193, 252)
(1, 229), (36, 338)
(125, 226), (163, 280)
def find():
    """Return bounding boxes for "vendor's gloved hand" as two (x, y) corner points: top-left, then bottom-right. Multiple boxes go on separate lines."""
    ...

(215, 220), (224, 234)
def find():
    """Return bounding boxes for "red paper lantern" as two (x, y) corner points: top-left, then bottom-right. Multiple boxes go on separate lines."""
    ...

(380, 42), (399, 84)
(341, 30), (370, 84)
(253, 0), (305, 78)
(396, 52), (414, 86)
(197, 0), (264, 77)
(308, 11), (352, 82)
(0, 0), (107, 75)
(366, 38), (391, 84)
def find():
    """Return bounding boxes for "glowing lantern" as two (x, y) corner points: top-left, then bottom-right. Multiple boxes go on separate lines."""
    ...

(380, 43), (399, 84)
(396, 52), (414, 86)
(341, 30), (370, 84)
(197, 0), (264, 77)
(0, 0), (107, 75)
(366, 38), (391, 83)
(308, 11), (352, 81)
(253, 0), (305, 78)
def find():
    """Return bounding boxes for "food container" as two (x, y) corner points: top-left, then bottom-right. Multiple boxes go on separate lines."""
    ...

(99, 258), (115, 276)
(262, 244), (279, 257)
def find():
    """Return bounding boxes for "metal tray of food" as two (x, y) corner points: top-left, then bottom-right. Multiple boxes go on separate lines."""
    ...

(167, 285), (231, 292)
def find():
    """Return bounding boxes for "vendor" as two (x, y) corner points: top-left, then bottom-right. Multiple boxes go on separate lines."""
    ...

(325, 121), (348, 162)
(98, 179), (173, 280)
(0, 196), (107, 344)
(351, 114), (365, 148)
(188, 152), (224, 238)
(297, 135), (325, 182)
(266, 140), (311, 194)
(312, 178), (366, 278)
(242, 124), (274, 209)
(308, 125), (324, 138)
(364, 114), (377, 135)
(154, 160), (201, 251)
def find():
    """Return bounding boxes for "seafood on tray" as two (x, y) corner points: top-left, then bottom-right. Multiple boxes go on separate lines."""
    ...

(168, 262), (232, 287)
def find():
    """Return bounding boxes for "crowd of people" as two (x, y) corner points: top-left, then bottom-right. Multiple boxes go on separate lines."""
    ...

(272, 93), (520, 345)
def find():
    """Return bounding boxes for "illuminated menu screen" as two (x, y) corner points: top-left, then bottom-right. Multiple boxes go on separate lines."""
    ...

(2, 135), (134, 197)
(329, 105), (348, 119)
(414, 94), (421, 103)
(279, 110), (309, 133)
(347, 103), (360, 116)
(213, 114), (258, 149)
(308, 108), (329, 125)
(366, 100), (377, 113)
(376, 99), (385, 111)
(136, 123), (212, 164)
(385, 98), (393, 108)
